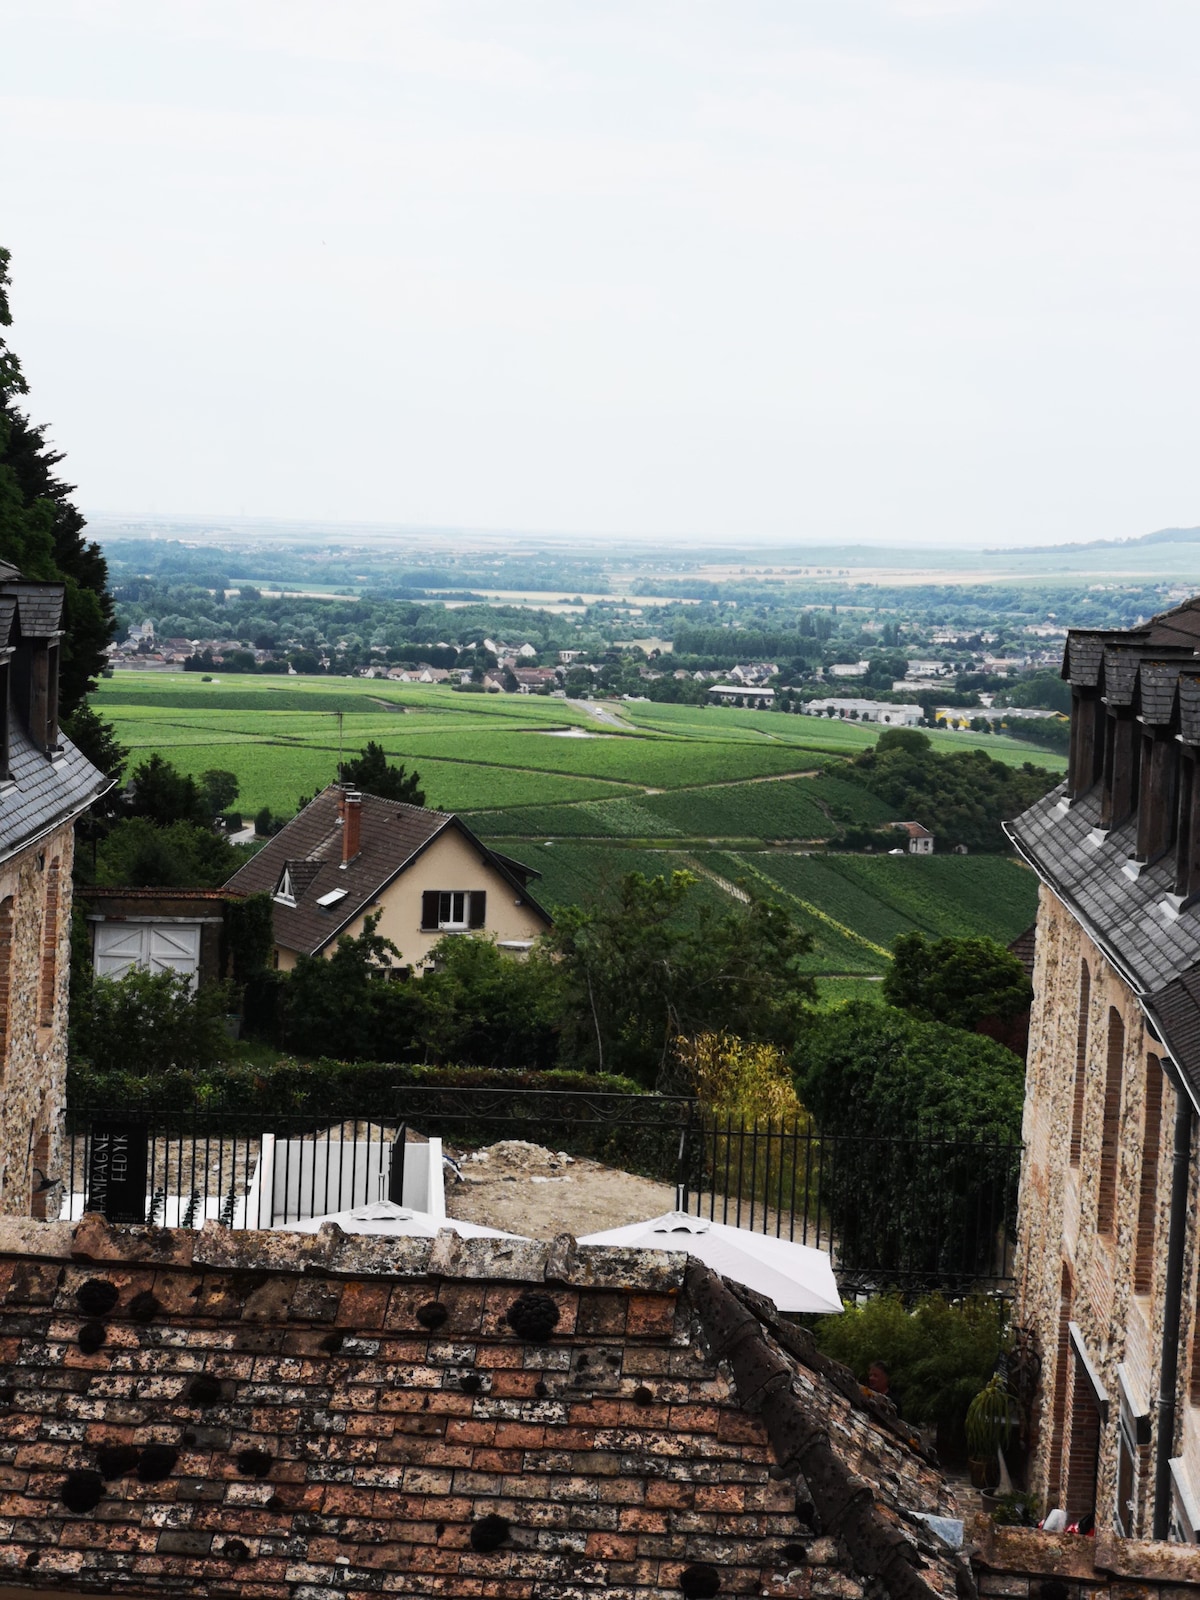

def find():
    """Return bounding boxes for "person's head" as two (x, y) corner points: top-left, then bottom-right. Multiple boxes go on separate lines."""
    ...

(866, 1361), (890, 1395)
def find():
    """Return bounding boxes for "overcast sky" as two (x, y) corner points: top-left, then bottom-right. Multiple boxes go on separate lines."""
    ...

(5, 1), (1200, 547)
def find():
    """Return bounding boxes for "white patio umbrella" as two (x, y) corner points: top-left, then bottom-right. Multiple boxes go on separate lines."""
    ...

(578, 1211), (841, 1314)
(285, 1200), (525, 1240)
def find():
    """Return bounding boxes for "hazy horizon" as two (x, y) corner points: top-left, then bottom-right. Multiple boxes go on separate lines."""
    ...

(81, 506), (1200, 556)
(8, 3), (1200, 546)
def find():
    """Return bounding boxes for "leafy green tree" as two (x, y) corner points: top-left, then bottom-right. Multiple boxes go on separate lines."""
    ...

(94, 818), (241, 888)
(410, 935), (564, 1069)
(126, 753), (210, 826)
(883, 933), (1032, 1032)
(547, 870), (815, 1083)
(848, 735), (1056, 852)
(0, 247), (116, 715)
(875, 727), (932, 756)
(797, 1000), (1024, 1136)
(282, 915), (411, 1060)
(795, 1001), (1024, 1283)
(338, 741), (425, 805)
(200, 768), (240, 815)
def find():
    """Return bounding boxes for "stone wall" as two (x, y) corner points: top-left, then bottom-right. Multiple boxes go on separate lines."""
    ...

(0, 820), (75, 1219)
(1015, 882), (1200, 1539)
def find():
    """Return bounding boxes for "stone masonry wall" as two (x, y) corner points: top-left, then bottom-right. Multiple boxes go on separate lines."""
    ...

(0, 820), (75, 1219)
(1015, 881), (1200, 1539)
(0, 1217), (960, 1600)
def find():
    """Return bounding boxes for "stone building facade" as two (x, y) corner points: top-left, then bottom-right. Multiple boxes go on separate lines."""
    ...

(1007, 594), (1200, 1546)
(0, 564), (109, 1219)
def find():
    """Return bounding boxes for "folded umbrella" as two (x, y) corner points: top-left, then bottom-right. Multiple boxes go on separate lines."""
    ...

(578, 1210), (841, 1314)
(285, 1199), (525, 1240)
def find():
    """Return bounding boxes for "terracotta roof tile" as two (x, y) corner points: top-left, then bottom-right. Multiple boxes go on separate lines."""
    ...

(0, 1216), (961, 1600)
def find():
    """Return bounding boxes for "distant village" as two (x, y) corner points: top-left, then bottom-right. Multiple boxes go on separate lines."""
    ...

(110, 617), (1068, 730)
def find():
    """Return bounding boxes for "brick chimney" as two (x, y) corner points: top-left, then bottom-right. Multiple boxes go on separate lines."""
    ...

(342, 791), (362, 863)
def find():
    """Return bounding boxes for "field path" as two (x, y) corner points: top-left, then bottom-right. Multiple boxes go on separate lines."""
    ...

(681, 855), (751, 904)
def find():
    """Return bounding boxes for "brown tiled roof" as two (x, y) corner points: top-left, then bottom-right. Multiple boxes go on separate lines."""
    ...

(0, 1214), (961, 1599)
(223, 786), (550, 955)
(1146, 594), (1200, 649)
(1008, 924), (1037, 980)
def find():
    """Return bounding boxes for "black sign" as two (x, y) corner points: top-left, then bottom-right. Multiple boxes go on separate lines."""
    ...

(85, 1125), (149, 1223)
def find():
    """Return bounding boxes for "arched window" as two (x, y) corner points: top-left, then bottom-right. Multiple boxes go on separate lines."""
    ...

(1096, 1007), (1125, 1236)
(1070, 961), (1090, 1166)
(0, 895), (12, 1068)
(1047, 1261), (1073, 1507)
(1134, 1055), (1164, 1295)
(38, 858), (60, 1027)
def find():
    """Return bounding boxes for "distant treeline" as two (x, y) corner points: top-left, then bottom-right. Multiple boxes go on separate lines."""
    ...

(672, 623), (832, 659)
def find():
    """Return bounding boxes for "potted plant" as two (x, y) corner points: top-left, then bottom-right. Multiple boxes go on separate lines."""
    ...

(988, 1490), (1039, 1526)
(965, 1374), (1019, 1491)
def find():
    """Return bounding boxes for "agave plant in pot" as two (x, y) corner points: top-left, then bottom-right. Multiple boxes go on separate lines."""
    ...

(964, 1374), (1021, 1492)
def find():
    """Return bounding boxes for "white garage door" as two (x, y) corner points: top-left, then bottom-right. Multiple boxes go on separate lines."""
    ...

(93, 923), (203, 989)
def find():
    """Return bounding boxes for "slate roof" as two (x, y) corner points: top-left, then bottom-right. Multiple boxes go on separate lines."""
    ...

(1, 702), (111, 866)
(1007, 590), (1200, 1106)
(7, 582), (65, 637)
(224, 785), (550, 955)
(0, 1212), (964, 1600)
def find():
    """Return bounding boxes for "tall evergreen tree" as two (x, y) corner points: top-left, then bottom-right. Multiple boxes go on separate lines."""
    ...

(0, 247), (115, 714)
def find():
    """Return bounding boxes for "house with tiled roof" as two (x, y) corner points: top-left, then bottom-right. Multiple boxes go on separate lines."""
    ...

(1007, 592), (1200, 1545)
(224, 786), (551, 973)
(0, 562), (111, 1217)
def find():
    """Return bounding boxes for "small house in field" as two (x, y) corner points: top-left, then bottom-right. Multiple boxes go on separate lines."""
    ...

(224, 786), (551, 974)
(891, 820), (934, 855)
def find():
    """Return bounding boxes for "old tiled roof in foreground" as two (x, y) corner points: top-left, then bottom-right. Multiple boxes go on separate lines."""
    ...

(0, 1215), (964, 1600)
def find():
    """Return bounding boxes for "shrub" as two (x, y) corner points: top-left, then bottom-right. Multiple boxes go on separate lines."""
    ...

(69, 1059), (648, 1114)
(675, 1031), (804, 1123)
(813, 1293), (1006, 1435)
(71, 969), (236, 1077)
(883, 932), (1032, 1032)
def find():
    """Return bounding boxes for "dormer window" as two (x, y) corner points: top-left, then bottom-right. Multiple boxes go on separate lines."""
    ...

(274, 866), (296, 906)
(0, 655), (10, 782)
(1134, 727), (1179, 865)
(1174, 748), (1200, 901)
(1099, 709), (1140, 830)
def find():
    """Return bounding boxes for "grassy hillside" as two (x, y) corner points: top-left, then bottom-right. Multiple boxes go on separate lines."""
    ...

(93, 674), (1048, 971)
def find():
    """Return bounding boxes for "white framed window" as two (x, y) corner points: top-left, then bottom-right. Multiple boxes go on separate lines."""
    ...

(421, 889), (486, 932)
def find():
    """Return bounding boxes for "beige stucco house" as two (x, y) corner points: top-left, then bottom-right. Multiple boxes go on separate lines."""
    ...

(224, 784), (551, 973)
(1007, 594), (1200, 1545)
(0, 563), (110, 1216)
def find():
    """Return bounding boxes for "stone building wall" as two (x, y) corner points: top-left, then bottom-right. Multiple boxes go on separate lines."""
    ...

(0, 820), (75, 1220)
(1016, 881), (1200, 1538)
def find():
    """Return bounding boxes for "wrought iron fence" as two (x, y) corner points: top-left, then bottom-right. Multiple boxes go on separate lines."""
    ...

(682, 1114), (1021, 1294)
(391, 1084), (698, 1184)
(62, 1109), (407, 1230)
(61, 1093), (1021, 1294)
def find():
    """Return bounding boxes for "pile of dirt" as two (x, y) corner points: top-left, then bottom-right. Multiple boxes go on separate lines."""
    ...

(444, 1139), (674, 1239)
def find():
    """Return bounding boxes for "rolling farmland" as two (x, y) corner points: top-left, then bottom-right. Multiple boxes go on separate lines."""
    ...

(95, 673), (1053, 981)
